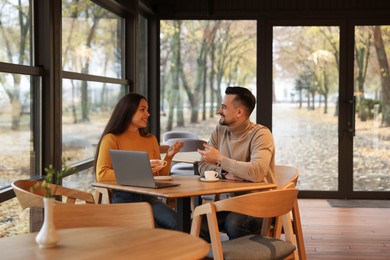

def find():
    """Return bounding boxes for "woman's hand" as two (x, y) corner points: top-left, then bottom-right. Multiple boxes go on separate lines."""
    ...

(166, 140), (184, 157)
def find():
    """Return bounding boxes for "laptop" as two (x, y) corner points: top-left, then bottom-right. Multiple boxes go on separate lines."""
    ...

(110, 150), (180, 188)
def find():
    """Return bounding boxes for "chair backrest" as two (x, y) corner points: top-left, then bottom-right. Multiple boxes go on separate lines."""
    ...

(275, 165), (299, 188)
(53, 202), (155, 229)
(166, 138), (206, 152)
(12, 180), (95, 209)
(163, 131), (198, 142)
(191, 188), (299, 260)
(213, 188), (298, 218)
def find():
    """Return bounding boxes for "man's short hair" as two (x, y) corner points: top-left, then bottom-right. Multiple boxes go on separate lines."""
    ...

(225, 86), (256, 115)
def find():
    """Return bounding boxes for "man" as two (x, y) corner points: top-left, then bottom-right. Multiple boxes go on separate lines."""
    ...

(198, 86), (276, 240)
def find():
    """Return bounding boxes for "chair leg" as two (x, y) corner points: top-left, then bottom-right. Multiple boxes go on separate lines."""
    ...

(292, 200), (306, 260)
(282, 213), (298, 260)
(94, 187), (112, 204)
(261, 218), (273, 236)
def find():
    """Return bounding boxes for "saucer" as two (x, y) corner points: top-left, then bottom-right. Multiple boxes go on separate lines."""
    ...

(154, 176), (173, 181)
(200, 177), (219, 182)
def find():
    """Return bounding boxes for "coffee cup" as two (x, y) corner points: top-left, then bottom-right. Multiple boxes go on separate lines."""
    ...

(150, 159), (168, 169)
(204, 170), (218, 180)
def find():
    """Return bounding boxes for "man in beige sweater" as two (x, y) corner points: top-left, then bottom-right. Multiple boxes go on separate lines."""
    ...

(198, 86), (276, 240)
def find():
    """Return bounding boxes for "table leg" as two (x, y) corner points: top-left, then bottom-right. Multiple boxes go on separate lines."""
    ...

(176, 197), (191, 233)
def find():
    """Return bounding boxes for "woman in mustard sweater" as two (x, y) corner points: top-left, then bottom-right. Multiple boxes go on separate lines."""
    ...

(94, 93), (183, 230)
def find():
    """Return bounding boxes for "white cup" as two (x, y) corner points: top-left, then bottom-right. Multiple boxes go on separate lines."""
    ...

(204, 170), (219, 180)
(150, 159), (168, 169)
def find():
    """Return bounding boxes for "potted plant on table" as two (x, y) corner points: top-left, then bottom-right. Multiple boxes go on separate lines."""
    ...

(32, 159), (75, 249)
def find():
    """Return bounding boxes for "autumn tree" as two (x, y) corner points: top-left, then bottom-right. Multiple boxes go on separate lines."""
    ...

(0, 1), (30, 130)
(372, 26), (390, 126)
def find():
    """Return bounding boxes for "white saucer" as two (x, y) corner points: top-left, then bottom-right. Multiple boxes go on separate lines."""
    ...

(200, 177), (219, 182)
(154, 176), (173, 181)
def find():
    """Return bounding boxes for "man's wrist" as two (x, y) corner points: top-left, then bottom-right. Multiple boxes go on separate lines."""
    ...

(221, 170), (228, 179)
(216, 156), (223, 167)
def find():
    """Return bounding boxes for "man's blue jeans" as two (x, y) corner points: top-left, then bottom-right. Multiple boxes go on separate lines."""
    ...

(112, 190), (177, 230)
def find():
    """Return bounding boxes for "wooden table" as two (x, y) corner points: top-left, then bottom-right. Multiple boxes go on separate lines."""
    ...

(92, 176), (277, 232)
(0, 227), (209, 260)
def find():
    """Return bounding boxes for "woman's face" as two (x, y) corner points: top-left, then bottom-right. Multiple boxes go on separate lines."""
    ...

(129, 99), (150, 131)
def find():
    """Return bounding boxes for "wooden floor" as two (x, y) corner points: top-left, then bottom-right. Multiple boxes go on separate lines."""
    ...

(298, 199), (390, 260)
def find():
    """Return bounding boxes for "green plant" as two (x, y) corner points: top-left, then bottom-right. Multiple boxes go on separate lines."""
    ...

(30, 158), (75, 198)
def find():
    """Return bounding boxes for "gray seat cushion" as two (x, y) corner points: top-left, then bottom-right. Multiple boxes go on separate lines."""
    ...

(207, 235), (296, 260)
(170, 163), (195, 176)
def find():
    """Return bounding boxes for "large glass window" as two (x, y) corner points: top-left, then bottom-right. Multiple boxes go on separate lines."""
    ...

(62, 0), (123, 78)
(62, 80), (125, 163)
(62, 0), (125, 163)
(159, 20), (257, 141)
(0, 0), (31, 65)
(0, 0), (33, 238)
(272, 26), (340, 191)
(353, 26), (390, 191)
(0, 73), (36, 187)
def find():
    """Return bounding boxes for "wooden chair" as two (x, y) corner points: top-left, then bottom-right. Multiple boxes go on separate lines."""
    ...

(12, 180), (95, 209)
(275, 165), (299, 188)
(168, 138), (206, 176)
(191, 188), (299, 260)
(95, 187), (113, 204)
(162, 130), (198, 142)
(265, 165), (306, 260)
(53, 202), (155, 229)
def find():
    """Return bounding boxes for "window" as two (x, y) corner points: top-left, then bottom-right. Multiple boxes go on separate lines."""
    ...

(62, 80), (125, 163)
(0, 0), (34, 237)
(62, 0), (123, 78)
(272, 26), (340, 191)
(62, 0), (126, 163)
(159, 20), (257, 141)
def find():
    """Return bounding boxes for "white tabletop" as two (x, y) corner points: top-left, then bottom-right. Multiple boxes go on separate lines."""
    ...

(162, 151), (202, 163)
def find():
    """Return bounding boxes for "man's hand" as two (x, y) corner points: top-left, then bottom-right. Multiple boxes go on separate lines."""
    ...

(197, 143), (223, 165)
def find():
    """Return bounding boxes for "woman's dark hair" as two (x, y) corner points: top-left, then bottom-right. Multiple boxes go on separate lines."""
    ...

(225, 86), (256, 116)
(94, 93), (149, 174)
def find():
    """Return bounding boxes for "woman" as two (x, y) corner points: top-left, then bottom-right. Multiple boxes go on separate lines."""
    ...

(94, 93), (183, 230)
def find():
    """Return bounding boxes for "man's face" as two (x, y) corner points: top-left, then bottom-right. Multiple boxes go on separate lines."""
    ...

(217, 94), (240, 126)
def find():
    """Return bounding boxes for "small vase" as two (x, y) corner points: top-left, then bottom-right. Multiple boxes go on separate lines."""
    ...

(35, 197), (59, 248)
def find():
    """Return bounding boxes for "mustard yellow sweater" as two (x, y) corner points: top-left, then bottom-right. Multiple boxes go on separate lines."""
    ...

(96, 129), (172, 182)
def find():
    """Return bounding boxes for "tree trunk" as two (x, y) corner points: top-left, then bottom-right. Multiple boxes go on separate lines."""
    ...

(202, 64), (207, 120)
(372, 26), (390, 127)
(167, 21), (182, 130)
(81, 12), (100, 122)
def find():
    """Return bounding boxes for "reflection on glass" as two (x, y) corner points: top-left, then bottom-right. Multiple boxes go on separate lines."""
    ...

(62, 0), (123, 78)
(272, 26), (340, 191)
(0, 73), (34, 188)
(159, 20), (257, 140)
(62, 168), (95, 194)
(62, 79), (124, 163)
(0, 0), (31, 65)
(353, 26), (390, 191)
